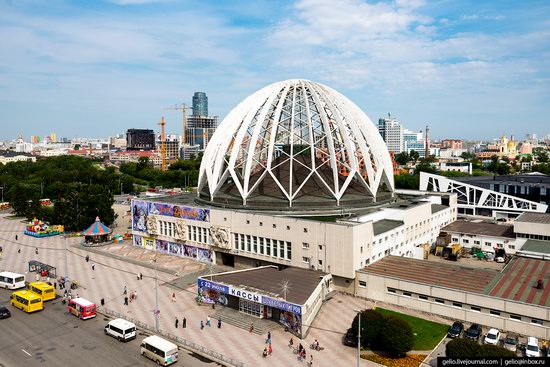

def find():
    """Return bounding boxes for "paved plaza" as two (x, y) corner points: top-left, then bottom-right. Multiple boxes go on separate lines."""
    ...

(0, 214), (377, 367)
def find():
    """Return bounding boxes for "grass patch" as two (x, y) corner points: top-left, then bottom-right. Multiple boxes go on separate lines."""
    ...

(376, 308), (448, 350)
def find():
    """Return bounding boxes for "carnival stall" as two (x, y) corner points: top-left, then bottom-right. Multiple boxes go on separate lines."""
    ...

(82, 217), (112, 244)
(24, 218), (64, 238)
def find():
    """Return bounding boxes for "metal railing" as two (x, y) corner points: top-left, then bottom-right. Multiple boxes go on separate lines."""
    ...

(99, 307), (246, 367)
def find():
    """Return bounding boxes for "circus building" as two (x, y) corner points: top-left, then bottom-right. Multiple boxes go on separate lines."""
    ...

(131, 80), (457, 327)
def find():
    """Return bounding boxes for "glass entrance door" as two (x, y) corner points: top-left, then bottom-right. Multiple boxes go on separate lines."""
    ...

(239, 299), (261, 317)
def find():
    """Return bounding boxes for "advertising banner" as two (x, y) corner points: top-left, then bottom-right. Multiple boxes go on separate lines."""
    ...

(132, 199), (210, 234)
(156, 239), (213, 264)
(262, 296), (302, 315)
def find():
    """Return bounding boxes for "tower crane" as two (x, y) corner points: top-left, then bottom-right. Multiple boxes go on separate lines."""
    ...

(158, 115), (166, 172)
(164, 103), (193, 146)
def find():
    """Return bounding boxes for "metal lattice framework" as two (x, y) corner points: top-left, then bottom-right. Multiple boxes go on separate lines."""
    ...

(420, 172), (548, 215)
(198, 79), (395, 207)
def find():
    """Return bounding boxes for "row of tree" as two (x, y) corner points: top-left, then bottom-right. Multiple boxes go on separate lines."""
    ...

(119, 156), (200, 189)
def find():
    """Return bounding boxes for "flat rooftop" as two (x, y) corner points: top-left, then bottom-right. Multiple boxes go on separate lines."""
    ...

(519, 239), (550, 255)
(516, 212), (550, 225)
(360, 256), (550, 308)
(373, 220), (403, 236)
(359, 256), (499, 294)
(207, 266), (326, 305)
(442, 220), (515, 238)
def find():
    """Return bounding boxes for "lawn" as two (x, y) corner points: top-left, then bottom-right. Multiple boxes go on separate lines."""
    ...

(376, 308), (449, 350)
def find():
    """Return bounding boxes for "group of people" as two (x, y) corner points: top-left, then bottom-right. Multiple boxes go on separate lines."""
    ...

(262, 331), (273, 358)
(200, 315), (222, 330)
(174, 316), (187, 328)
(123, 286), (138, 305)
(289, 337), (316, 365)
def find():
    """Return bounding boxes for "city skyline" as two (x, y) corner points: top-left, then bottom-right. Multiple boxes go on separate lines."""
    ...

(1, 0), (549, 140)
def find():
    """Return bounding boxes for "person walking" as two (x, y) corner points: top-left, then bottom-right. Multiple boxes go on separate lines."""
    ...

(309, 354), (313, 367)
(17, 248), (21, 254)
(175, 317), (179, 328)
(217, 319), (222, 329)
(206, 316), (211, 327)
(267, 331), (271, 344)
(171, 292), (176, 302)
(35, 247), (39, 254)
(249, 323), (254, 333)
(268, 343), (272, 356)
(91, 263), (95, 271)
(15, 234), (18, 241)
(124, 286), (127, 295)
(140, 273), (143, 280)
(85, 255), (89, 262)
(182, 317), (187, 328)
(124, 296), (128, 306)
(133, 290), (137, 300)
(200, 320), (204, 330)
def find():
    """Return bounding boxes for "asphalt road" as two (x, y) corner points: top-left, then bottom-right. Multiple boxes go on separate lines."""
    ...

(0, 289), (218, 367)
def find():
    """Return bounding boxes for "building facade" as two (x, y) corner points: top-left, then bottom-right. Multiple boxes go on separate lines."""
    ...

(378, 116), (404, 153)
(192, 92), (208, 116)
(126, 129), (155, 151)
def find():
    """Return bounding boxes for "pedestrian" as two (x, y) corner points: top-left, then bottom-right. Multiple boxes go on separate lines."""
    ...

(35, 273), (40, 281)
(182, 317), (186, 328)
(171, 292), (176, 302)
(268, 343), (272, 355)
(100, 298), (105, 306)
(124, 286), (127, 295)
(140, 273), (143, 280)
(206, 315), (211, 327)
(124, 296), (128, 305)
(200, 320), (204, 330)
(309, 354), (313, 367)
(175, 317), (179, 328)
(91, 263), (95, 271)
(133, 290), (137, 300)
(249, 323), (254, 333)
(85, 255), (89, 262)
(217, 319), (221, 329)
(15, 234), (18, 241)
(35, 247), (38, 254)
(266, 331), (271, 344)
(17, 248), (21, 254)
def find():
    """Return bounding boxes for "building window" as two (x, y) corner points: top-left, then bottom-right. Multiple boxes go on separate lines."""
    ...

(279, 240), (285, 258)
(318, 259), (323, 266)
(470, 306), (481, 312)
(452, 302), (462, 308)
(303, 228), (308, 233)
(266, 239), (271, 256)
(224, 217), (227, 221)
(402, 292), (412, 297)
(273, 240), (278, 257)
(463, 239), (469, 244)
(496, 243), (503, 248)
(358, 281), (366, 288)
(419, 295), (428, 300)
(485, 242), (491, 247)
(272, 224), (276, 228)
(387, 288), (396, 293)
(302, 242), (309, 249)
(246, 235), (251, 252)
(508, 245), (515, 250)
(435, 299), (445, 304)
(286, 226), (290, 230)
(259, 237), (264, 255)
(302, 257), (310, 264)
(246, 220), (250, 224)
(318, 245), (323, 251)
(253, 236), (258, 253)
(490, 309), (500, 316)
(474, 241), (480, 245)
(532, 319), (543, 325)
(360, 246), (363, 254)
(259, 222), (263, 227)
(286, 242), (292, 260)
(510, 314), (521, 321)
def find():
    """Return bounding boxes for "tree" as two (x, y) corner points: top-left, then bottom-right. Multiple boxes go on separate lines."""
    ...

(414, 160), (436, 174)
(379, 315), (414, 356)
(409, 150), (419, 163)
(446, 339), (481, 358)
(394, 173), (420, 190)
(351, 309), (386, 348)
(395, 152), (410, 166)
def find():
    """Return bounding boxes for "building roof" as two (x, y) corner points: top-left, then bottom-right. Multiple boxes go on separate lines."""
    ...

(207, 266), (326, 305)
(442, 220), (515, 238)
(516, 212), (550, 225)
(373, 219), (403, 236)
(0, 150), (33, 157)
(520, 239), (550, 255)
(359, 256), (499, 294)
(431, 204), (448, 214)
(456, 174), (550, 188)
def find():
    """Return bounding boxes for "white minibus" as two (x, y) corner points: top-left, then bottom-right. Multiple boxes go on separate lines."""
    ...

(0, 272), (26, 289)
(104, 318), (136, 341)
(140, 335), (178, 365)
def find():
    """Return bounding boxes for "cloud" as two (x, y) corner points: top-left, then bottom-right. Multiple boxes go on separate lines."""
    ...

(107, 0), (169, 5)
(461, 14), (506, 21)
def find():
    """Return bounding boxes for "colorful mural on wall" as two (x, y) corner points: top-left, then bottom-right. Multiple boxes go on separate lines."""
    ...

(132, 199), (210, 233)
(134, 237), (212, 264)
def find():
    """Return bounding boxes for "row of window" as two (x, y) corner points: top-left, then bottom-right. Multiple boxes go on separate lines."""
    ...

(492, 184), (548, 196)
(233, 233), (292, 260)
(452, 237), (516, 250)
(386, 287), (545, 326)
(517, 233), (550, 241)
(223, 217), (309, 232)
(159, 220), (175, 238)
(189, 226), (210, 244)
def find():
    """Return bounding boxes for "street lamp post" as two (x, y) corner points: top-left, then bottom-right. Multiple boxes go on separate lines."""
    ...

(354, 309), (361, 367)
(153, 258), (160, 331)
(64, 235), (69, 289)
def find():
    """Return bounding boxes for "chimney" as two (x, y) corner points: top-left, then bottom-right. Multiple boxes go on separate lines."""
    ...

(425, 125), (429, 159)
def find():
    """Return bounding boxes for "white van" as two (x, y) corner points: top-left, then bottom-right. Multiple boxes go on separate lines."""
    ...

(140, 335), (178, 366)
(104, 318), (136, 341)
(525, 337), (540, 357)
(0, 272), (26, 289)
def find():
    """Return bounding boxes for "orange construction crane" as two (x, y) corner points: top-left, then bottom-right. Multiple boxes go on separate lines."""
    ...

(164, 103), (193, 145)
(158, 115), (166, 172)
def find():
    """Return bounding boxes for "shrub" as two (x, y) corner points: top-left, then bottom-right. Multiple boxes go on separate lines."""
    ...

(446, 339), (481, 358)
(479, 345), (517, 358)
(352, 309), (386, 347)
(380, 316), (415, 356)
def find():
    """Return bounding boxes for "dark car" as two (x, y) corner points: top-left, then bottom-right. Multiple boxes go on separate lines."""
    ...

(0, 306), (11, 319)
(447, 321), (464, 338)
(465, 324), (482, 341)
(343, 328), (357, 347)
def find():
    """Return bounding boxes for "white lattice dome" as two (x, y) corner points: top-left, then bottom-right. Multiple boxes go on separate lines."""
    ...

(198, 79), (394, 209)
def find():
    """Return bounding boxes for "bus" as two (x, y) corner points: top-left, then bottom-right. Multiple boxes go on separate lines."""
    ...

(10, 290), (44, 313)
(67, 298), (96, 320)
(0, 272), (26, 290)
(140, 335), (178, 366)
(28, 281), (56, 301)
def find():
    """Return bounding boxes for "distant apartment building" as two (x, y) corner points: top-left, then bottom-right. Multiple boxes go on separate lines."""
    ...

(378, 116), (404, 153)
(157, 134), (180, 161)
(111, 150), (162, 168)
(0, 150), (36, 164)
(126, 129), (155, 151)
(441, 139), (463, 149)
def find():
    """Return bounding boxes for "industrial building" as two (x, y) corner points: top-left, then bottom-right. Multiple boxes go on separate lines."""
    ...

(126, 129), (155, 151)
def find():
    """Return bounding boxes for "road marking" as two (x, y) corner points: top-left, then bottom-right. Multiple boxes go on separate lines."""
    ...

(21, 349), (32, 356)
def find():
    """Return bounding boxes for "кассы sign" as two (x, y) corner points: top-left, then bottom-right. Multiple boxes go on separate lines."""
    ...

(230, 288), (261, 302)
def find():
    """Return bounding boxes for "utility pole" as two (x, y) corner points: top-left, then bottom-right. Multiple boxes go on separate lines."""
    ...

(64, 236), (69, 289)
(153, 257), (160, 331)
(354, 309), (361, 367)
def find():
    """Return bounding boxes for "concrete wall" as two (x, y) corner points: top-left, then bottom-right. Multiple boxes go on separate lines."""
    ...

(355, 272), (550, 339)
(515, 221), (550, 237)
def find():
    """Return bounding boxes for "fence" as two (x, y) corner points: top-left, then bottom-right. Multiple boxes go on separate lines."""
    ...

(99, 307), (246, 367)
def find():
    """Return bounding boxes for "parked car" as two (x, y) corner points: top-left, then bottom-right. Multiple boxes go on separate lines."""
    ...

(484, 329), (500, 345)
(465, 324), (482, 341)
(503, 334), (518, 352)
(343, 328), (357, 347)
(447, 321), (464, 338)
(0, 306), (10, 319)
(525, 337), (540, 357)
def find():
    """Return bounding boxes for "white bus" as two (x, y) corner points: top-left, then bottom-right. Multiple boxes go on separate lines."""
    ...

(104, 318), (136, 341)
(0, 272), (26, 290)
(140, 335), (178, 366)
